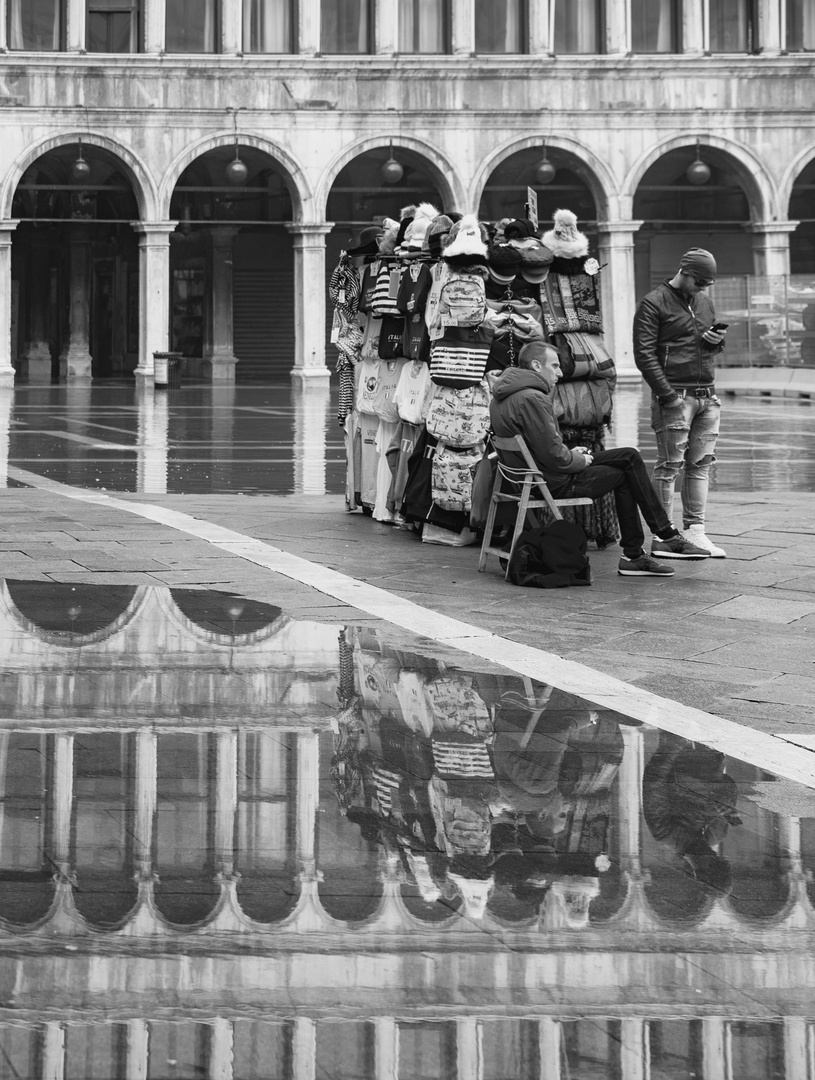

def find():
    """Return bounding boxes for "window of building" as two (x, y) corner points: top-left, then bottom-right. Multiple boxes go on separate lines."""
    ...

(631, 0), (680, 52)
(87, 0), (139, 52)
(475, 0), (526, 53)
(553, 0), (603, 54)
(787, 0), (815, 49)
(166, 0), (217, 52)
(8, 0), (62, 49)
(244, 0), (294, 52)
(709, 0), (756, 51)
(321, 0), (372, 53)
(398, 0), (448, 53)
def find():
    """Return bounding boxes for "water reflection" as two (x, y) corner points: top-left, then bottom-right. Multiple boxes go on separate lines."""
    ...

(0, 583), (813, 1078)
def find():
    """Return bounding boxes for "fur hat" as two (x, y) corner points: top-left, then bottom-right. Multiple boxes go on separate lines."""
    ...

(542, 209), (589, 259)
(442, 213), (489, 265)
(377, 217), (400, 255)
(394, 207), (416, 252)
(403, 202), (440, 254)
(425, 214), (454, 258)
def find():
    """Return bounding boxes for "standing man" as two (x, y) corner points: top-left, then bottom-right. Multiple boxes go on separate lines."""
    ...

(633, 248), (728, 557)
(489, 343), (709, 577)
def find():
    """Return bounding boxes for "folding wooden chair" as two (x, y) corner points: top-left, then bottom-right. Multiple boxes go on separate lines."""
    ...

(477, 434), (593, 578)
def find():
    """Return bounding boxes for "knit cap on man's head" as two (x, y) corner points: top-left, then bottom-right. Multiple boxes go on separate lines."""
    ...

(679, 248), (717, 280)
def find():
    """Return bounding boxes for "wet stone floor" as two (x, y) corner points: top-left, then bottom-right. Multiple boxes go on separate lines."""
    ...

(1, 581), (813, 1079)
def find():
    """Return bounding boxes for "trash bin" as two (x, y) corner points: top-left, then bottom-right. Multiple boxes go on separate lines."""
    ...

(153, 351), (183, 390)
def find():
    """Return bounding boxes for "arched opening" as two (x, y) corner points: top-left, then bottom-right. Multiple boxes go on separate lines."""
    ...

(633, 145), (754, 297)
(789, 158), (815, 274)
(168, 145), (295, 381)
(478, 146), (599, 238)
(169, 589), (283, 639)
(11, 143), (141, 381)
(6, 581), (138, 637)
(325, 146), (447, 365)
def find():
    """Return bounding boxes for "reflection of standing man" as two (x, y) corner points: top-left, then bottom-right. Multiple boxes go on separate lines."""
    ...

(633, 248), (728, 557)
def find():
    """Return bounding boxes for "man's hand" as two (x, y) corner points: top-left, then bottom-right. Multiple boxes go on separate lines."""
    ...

(702, 328), (726, 346)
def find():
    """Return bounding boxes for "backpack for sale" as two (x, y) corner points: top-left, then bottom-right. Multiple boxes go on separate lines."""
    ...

(437, 271), (487, 328)
(431, 443), (484, 513)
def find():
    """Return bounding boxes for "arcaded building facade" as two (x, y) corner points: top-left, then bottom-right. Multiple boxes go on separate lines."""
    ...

(0, 0), (814, 386)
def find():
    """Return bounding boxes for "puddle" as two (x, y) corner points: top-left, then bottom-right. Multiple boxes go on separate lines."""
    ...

(0, 582), (813, 1078)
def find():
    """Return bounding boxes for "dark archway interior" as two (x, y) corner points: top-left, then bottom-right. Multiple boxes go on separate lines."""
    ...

(478, 146), (598, 235)
(789, 157), (815, 274)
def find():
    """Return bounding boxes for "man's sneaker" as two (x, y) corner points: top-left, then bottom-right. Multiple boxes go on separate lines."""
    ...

(681, 524), (727, 558)
(650, 535), (710, 560)
(618, 554), (675, 577)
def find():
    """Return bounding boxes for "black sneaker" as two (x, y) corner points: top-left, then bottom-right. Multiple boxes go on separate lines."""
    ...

(618, 554), (675, 577)
(651, 535), (710, 560)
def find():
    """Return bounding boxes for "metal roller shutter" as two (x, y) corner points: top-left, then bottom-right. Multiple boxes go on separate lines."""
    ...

(233, 231), (294, 380)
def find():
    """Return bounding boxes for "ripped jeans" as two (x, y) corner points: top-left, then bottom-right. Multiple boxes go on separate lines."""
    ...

(651, 392), (721, 528)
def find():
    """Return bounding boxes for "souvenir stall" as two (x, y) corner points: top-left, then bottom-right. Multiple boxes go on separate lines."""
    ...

(329, 206), (618, 549)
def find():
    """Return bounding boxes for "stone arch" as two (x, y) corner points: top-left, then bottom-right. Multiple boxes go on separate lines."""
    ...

(472, 134), (617, 222)
(0, 131), (157, 221)
(624, 134), (776, 223)
(1, 581), (148, 647)
(317, 135), (464, 218)
(159, 133), (311, 222)
(780, 142), (815, 214)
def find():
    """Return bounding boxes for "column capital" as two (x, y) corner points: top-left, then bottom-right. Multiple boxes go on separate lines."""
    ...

(131, 221), (179, 237)
(745, 220), (800, 235)
(0, 220), (19, 243)
(286, 222), (334, 237)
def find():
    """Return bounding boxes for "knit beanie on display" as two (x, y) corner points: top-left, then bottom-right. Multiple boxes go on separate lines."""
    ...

(425, 214), (454, 258)
(679, 248), (717, 280)
(542, 209), (589, 259)
(403, 202), (440, 254)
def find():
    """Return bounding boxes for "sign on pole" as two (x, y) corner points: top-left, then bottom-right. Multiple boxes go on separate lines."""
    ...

(526, 187), (538, 230)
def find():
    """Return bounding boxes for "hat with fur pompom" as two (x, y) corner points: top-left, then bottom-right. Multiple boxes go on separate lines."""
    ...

(377, 217), (401, 255)
(403, 202), (440, 255)
(542, 208), (589, 259)
(442, 213), (489, 266)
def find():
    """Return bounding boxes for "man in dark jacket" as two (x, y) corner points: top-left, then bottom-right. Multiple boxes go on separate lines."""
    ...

(489, 343), (709, 576)
(633, 248), (727, 558)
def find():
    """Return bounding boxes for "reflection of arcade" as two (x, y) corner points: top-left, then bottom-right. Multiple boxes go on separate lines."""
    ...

(0, 606), (814, 1077)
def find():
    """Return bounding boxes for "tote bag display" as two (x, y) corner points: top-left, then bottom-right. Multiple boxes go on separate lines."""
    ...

(429, 324), (494, 389)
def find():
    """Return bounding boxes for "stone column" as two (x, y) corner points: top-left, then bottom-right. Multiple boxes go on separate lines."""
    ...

(756, 0), (783, 54)
(701, 1018), (730, 1080)
(529, 0), (554, 53)
(293, 382), (331, 495)
(451, 0), (475, 54)
(596, 220), (643, 384)
(66, 0), (86, 51)
(747, 221), (799, 279)
(538, 1019), (562, 1078)
(605, 0), (631, 55)
(203, 226), (239, 382)
(42, 1022), (66, 1080)
(298, 0), (320, 54)
(374, 1019), (399, 1080)
(143, 0), (166, 53)
(617, 727), (645, 877)
(296, 732), (320, 877)
(619, 1019), (647, 1080)
(0, 387), (10, 487)
(53, 733), (75, 881)
(23, 234), (53, 382)
(132, 222), (175, 383)
(292, 1018), (316, 1080)
(0, 223), (17, 387)
(456, 1018), (482, 1080)
(59, 224), (93, 380)
(126, 1019), (149, 1080)
(375, 0), (398, 52)
(0, 0), (7, 51)
(682, 0), (706, 53)
(133, 729), (157, 883)
(221, 0), (242, 54)
(208, 1018), (234, 1080)
(214, 731), (238, 880)
(285, 223), (332, 386)
(783, 1018), (810, 1080)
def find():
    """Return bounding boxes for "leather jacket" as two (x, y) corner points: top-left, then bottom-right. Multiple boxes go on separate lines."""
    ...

(633, 281), (723, 403)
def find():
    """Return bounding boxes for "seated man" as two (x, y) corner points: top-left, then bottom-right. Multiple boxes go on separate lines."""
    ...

(489, 342), (709, 577)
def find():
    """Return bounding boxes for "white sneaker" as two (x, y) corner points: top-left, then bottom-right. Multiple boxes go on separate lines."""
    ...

(681, 525), (727, 558)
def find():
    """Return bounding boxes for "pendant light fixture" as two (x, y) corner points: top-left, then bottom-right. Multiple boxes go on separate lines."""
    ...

(534, 143), (556, 185)
(381, 142), (404, 185)
(225, 107), (248, 186)
(71, 137), (91, 183)
(686, 140), (711, 186)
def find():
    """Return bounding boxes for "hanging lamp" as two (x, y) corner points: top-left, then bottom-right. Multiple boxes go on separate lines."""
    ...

(381, 142), (404, 184)
(71, 137), (91, 183)
(225, 108), (248, 185)
(686, 141), (711, 186)
(534, 143), (556, 185)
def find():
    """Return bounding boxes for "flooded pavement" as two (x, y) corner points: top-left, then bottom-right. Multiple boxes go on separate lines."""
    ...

(3, 381), (815, 497)
(1, 582), (814, 1079)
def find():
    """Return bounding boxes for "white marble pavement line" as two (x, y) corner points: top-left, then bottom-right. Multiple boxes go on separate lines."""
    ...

(8, 464), (815, 791)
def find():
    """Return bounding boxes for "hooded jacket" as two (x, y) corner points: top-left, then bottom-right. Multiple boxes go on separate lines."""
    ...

(633, 280), (722, 401)
(489, 368), (590, 482)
